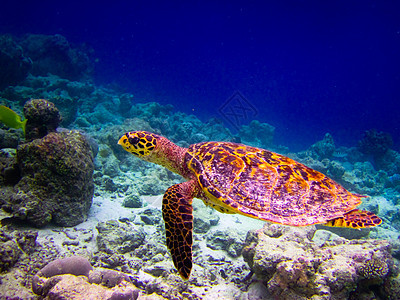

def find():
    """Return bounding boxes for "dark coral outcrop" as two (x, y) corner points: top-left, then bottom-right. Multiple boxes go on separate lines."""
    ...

(358, 129), (393, 158)
(309, 133), (336, 160)
(23, 98), (62, 141)
(238, 119), (275, 148)
(3, 130), (94, 227)
(19, 34), (93, 81)
(0, 35), (32, 89)
(0, 227), (37, 272)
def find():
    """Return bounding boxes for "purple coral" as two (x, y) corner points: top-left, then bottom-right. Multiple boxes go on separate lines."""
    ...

(32, 256), (139, 299)
(32, 256), (93, 295)
(38, 256), (93, 278)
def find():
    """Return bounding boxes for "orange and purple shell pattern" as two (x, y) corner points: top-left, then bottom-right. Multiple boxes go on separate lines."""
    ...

(185, 142), (381, 228)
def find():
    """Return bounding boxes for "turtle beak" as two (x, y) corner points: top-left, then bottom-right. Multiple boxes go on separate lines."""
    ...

(117, 135), (126, 146)
(117, 136), (129, 150)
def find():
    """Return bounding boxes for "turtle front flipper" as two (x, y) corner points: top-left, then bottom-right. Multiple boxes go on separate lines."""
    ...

(323, 209), (382, 229)
(162, 180), (197, 280)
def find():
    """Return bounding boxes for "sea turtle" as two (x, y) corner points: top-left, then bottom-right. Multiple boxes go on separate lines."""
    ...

(118, 131), (382, 280)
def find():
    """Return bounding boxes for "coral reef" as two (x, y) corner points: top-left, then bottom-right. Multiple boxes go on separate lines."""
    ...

(1, 74), (91, 126)
(0, 225), (60, 299)
(341, 161), (387, 195)
(122, 193), (143, 208)
(34, 255), (93, 279)
(89, 267), (133, 288)
(309, 133), (336, 160)
(238, 119), (275, 148)
(2, 130), (94, 227)
(0, 35), (32, 89)
(327, 160), (346, 180)
(358, 129), (393, 158)
(292, 142), (397, 197)
(374, 149), (400, 176)
(32, 256), (93, 296)
(34, 274), (139, 300)
(356, 129), (400, 176)
(19, 34), (93, 81)
(242, 223), (397, 300)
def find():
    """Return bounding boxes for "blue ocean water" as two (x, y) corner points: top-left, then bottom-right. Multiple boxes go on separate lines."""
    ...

(1, 1), (399, 150)
(2, 3), (400, 299)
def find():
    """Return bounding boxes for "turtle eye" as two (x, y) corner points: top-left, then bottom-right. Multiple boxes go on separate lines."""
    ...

(128, 136), (140, 145)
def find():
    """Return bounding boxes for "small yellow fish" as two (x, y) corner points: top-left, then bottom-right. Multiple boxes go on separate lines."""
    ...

(0, 105), (27, 134)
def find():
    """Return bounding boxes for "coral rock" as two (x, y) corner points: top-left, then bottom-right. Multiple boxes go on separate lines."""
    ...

(19, 34), (93, 81)
(328, 160), (346, 180)
(0, 35), (32, 89)
(0, 240), (21, 272)
(238, 120), (275, 148)
(4, 130), (94, 227)
(122, 194), (143, 208)
(242, 223), (394, 300)
(96, 220), (145, 254)
(205, 228), (245, 258)
(0, 226), (38, 272)
(193, 204), (220, 234)
(33, 271), (138, 300)
(23, 98), (62, 141)
(89, 268), (133, 288)
(32, 256), (140, 300)
(309, 133), (336, 159)
(358, 129), (393, 158)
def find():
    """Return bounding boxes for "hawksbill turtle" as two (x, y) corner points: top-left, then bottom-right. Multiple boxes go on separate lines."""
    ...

(118, 131), (381, 280)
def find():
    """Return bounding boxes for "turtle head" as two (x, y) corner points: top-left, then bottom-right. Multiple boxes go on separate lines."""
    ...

(118, 131), (159, 159)
(118, 131), (188, 176)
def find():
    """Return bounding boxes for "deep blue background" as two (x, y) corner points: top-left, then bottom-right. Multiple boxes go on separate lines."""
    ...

(1, 1), (399, 150)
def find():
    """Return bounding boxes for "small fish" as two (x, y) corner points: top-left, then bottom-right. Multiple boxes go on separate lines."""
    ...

(332, 151), (348, 158)
(0, 105), (27, 134)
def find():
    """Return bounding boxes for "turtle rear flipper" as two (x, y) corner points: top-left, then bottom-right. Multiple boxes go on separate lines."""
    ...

(323, 209), (382, 229)
(162, 181), (196, 280)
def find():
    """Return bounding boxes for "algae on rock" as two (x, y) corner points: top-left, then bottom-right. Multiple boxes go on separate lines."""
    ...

(242, 223), (396, 300)
(3, 130), (94, 227)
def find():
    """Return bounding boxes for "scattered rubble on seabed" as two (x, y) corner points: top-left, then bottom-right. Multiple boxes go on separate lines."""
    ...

(1, 194), (399, 299)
